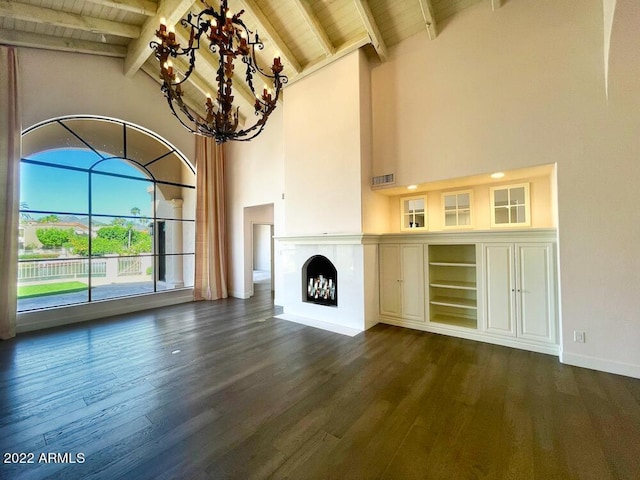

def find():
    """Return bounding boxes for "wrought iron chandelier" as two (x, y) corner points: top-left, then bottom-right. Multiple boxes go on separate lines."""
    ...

(151, 0), (287, 144)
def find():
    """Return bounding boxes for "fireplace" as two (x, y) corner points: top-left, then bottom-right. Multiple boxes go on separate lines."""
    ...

(275, 234), (378, 336)
(303, 255), (337, 306)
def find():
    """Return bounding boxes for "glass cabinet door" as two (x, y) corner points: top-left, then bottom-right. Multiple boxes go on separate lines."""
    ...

(490, 183), (530, 227)
(401, 195), (427, 230)
(443, 191), (472, 228)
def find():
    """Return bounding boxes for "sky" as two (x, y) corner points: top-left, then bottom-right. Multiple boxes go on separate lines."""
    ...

(21, 149), (155, 221)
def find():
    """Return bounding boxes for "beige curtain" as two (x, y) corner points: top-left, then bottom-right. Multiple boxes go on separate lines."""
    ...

(194, 136), (228, 300)
(0, 47), (21, 340)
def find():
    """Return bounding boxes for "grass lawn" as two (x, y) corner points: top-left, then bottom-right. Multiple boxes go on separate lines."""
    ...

(18, 281), (89, 299)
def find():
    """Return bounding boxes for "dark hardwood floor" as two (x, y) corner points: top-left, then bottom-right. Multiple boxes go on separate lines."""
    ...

(1, 284), (639, 479)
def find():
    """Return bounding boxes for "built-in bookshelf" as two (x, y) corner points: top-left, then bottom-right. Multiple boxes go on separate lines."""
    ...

(428, 244), (477, 329)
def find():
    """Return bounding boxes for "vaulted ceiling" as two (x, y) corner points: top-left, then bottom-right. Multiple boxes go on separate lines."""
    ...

(0, 0), (503, 120)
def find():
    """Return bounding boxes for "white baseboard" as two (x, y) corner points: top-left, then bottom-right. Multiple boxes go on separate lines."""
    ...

(560, 351), (640, 379)
(17, 289), (194, 333)
(229, 290), (251, 299)
(379, 316), (560, 356)
(275, 313), (362, 337)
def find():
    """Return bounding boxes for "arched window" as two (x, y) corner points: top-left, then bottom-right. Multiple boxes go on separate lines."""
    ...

(18, 116), (195, 312)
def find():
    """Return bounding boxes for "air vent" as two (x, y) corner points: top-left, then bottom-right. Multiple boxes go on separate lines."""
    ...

(371, 173), (395, 188)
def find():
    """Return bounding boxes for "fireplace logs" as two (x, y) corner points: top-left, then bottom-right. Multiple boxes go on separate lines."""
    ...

(302, 255), (338, 306)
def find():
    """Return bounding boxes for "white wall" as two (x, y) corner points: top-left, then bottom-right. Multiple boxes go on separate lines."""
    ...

(558, 0), (640, 376)
(282, 51), (364, 235)
(225, 108), (284, 299)
(19, 49), (195, 163)
(358, 51), (390, 234)
(372, 1), (605, 184)
(253, 224), (272, 272)
(371, 0), (640, 377)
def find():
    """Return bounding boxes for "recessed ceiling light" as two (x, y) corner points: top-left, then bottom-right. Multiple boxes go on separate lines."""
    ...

(407, 184), (418, 190)
(490, 172), (505, 179)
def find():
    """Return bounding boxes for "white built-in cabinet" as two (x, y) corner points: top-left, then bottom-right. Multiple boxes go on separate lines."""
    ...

(484, 243), (556, 346)
(379, 244), (425, 323)
(378, 230), (558, 355)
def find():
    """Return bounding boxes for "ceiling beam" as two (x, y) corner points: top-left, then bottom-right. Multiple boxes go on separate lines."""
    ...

(82, 0), (157, 16)
(124, 0), (195, 78)
(352, 0), (387, 61)
(237, 0), (301, 74)
(0, 29), (126, 57)
(418, 0), (437, 40)
(290, 35), (369, 86)
(0, 1), (140, 39)
(291, 0), (334, 57)
(491, 0), (502, 11)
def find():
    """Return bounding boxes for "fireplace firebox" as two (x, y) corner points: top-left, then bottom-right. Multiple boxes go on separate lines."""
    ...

(303, 255), (337, 307)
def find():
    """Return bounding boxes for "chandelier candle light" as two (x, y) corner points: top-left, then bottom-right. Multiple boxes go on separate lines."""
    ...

(151, 0), (287, 143)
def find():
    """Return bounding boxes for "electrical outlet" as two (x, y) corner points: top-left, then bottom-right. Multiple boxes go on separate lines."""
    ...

(573, 330), (586, 343)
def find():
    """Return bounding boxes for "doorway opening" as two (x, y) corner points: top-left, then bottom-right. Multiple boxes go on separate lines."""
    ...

(252, 223), (273, 291)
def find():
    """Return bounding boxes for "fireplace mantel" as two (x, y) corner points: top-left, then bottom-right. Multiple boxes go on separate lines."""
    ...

(274, 233), (380, 245)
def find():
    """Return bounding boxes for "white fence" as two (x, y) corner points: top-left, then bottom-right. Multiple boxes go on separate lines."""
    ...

(18, 256), (153, 284)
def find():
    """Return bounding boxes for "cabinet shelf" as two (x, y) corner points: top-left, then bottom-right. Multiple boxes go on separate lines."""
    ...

(429, 280), (476, 290)
(429, 261), (475, 267)
(430, 296), (477, 310)
(430, 313), (477, 329)
(429, 244), (478, 330)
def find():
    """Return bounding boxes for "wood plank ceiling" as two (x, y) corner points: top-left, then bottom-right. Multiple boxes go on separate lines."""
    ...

(0, 0), (499, 123)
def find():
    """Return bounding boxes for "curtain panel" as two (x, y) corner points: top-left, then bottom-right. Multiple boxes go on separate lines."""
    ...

(194, 137), (228, 300)
(0, 47), (21, 340)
